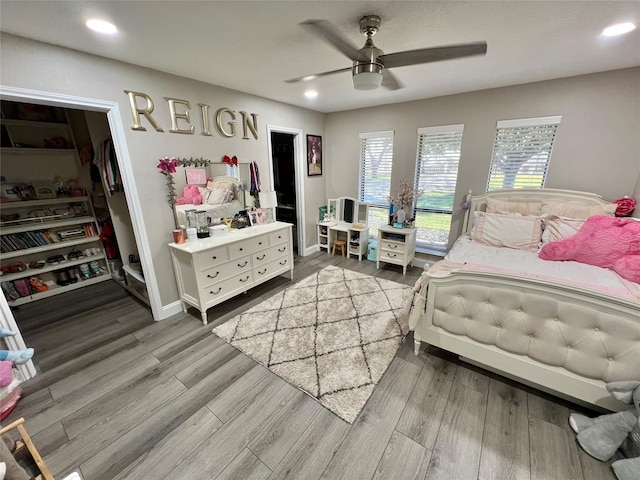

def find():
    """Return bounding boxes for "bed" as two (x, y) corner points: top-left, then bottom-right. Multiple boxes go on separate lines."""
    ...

(408, 188), (640, 411)
(174, 176), (244, 227)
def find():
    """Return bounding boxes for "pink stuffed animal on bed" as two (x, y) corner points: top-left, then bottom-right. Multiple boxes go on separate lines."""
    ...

(539, 215), (640, 283)
(175, 185), (202, 206)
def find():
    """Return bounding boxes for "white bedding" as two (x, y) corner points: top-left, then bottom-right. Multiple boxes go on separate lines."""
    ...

(445, 235), (640, 301)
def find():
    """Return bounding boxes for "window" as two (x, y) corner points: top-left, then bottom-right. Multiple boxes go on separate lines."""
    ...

(358, 131), (394, 236)
(412, 125), (463, 253)
(487, 116), (562, 191)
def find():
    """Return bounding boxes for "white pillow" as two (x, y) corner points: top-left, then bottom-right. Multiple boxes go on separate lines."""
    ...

(486, 198), (543, 216)
(470, 212), (543, 252)
(540, 201), (617, 220)
(206, 188), (233, 205)
(541, 215), (585, 243)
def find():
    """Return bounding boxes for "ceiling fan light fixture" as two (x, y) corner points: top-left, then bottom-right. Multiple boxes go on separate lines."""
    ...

(353, 71), (383, 90)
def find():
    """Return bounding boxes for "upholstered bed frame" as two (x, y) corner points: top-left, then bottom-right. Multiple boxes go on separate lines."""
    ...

(413, 189), (640, 412)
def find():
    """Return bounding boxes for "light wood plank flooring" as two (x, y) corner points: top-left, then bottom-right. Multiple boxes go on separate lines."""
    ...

(7, 252), (618, 480)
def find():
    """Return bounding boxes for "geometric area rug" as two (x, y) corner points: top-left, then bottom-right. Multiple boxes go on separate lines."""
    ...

(212, 265), (411, 423)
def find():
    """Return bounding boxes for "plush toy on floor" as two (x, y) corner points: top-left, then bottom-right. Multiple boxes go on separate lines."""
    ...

(569, 381), (640, 480)
(0, 329), (34, 365)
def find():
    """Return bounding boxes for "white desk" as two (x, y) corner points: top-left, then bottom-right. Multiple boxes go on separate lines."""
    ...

(317, 221), (369, 261)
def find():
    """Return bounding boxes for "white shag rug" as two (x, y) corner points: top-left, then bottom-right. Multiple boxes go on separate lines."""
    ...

(212, 265), (411, 423)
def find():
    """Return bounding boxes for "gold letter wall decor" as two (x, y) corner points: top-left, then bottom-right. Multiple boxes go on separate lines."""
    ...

(164, 97), (195, 134)
(124, 90), (164, 132)
(216, 108), (237, 138)
(198, 103), (212, 136)
(240, 111), (259, 140)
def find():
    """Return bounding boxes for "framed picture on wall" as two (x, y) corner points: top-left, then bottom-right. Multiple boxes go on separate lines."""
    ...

(307, 134), (322, 176)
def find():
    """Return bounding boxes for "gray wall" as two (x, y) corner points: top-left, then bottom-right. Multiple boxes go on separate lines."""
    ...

(325, 67), (640, 242)
(0, 33), (326, 310)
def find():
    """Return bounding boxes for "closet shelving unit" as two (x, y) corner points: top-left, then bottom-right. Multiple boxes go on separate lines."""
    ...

(0, 102), (112, 306)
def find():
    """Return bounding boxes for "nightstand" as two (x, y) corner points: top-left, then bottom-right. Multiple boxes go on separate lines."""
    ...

(376, 225), (417, 275)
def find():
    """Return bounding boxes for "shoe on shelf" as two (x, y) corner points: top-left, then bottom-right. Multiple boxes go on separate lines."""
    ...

(28, 260), (45, 269)
(6, 262), (27, 273)
(78, 263), (90, 279)
(46, 256), (59, 265)
(55, 269), (70, 287)
(67, 267), (78, 283)
(29, 277), (49, 293)
(55, 254), (67, 263)
(89, 260), (101, 277)
(13, 279), (30, 297)
(1, 282), (20, 301)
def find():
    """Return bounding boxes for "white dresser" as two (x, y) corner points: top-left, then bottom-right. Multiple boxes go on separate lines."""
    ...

(169, 222), (294, 325)
(376, 225), (417, 275)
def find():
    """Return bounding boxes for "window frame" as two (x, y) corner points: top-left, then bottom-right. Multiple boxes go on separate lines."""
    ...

(487, 115), (562, 191)
(411, 124), (464, 254)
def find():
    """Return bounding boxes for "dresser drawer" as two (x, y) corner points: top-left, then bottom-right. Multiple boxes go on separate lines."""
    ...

(379, 251), (406, 263)
(379, 240), (406, 253)
(228, 235), (269, 260)
(254, 257), (291, 280)
(269, 229), (288, 246)
(194, 246), (229, 269)
(203, 270), (253, 304)
(252, 244), (289, 266)
(198, 255), (251, 286)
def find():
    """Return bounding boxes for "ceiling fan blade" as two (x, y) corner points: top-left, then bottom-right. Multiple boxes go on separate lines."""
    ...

(381, 69), (403, 90)
(285, 66), (352, 84)
(379, 42), (487, 69)
(301, 19), (369, 62)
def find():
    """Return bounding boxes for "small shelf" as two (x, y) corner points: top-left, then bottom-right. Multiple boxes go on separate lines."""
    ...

(7, 274), (110, 306)
(1, 236), (100, 259)
(1, 216), (94, 234)
(0, 254), (106, 282)
(0, 196), (89, 209)
(1, 147), (76, 156)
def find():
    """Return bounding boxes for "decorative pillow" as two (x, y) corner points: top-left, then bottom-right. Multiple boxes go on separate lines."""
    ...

(486, 198), (543, 216)
(540, 201), (617, 220)
(470, 212), (544, 252)
(206, 188), (233, 205)
(208, 179), (236, 192)
(539, 215), (640, 283)
(541, 215), (585, 244)
(175, 185), (202, 206)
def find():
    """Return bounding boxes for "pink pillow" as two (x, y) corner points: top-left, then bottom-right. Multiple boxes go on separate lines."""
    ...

(539, 215), (640, 283)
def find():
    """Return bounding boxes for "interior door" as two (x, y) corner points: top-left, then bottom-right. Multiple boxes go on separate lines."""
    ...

(271, 132), (298, 252)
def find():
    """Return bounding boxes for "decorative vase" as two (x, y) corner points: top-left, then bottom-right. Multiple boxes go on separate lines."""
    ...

(396, 207), (406, 225)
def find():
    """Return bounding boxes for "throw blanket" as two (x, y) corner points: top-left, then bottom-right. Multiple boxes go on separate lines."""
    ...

(539, 215), (640, 283)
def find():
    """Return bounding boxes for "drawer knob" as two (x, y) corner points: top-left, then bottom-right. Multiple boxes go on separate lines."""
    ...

(389, 253), (397, 258)
(390, 245), (397, 249)
(278, 235), (282, 239)
(207, 271), (220, 279)
(212, 255), (217, 260)
(239, 247), (243, 251)
(238, 261), (248, 267)
(239, 276), (250, 283)
(258, 268), (267, 275)
(210, 287), (222, 294)
(256, 254), (266, 261)
(279, 260), (287, 265)
(258, 241), (263, 245)
(278, 247), (286, 252)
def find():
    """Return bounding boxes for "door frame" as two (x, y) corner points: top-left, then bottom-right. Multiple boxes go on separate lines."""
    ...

(0, 86), (164, 327)
(266, 125), (306, 256)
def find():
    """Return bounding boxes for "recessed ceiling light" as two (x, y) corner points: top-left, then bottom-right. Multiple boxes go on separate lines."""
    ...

(601, 22), (636, 37)
(86, 18), (117, 34)
(305, 90), (318, 99)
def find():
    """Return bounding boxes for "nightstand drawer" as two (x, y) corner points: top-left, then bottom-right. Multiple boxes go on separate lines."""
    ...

(203, 271), (253, 303)
(228, 235), (269, 260)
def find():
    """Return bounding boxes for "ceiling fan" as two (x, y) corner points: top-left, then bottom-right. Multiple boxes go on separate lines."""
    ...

(286, 15), (487, 91)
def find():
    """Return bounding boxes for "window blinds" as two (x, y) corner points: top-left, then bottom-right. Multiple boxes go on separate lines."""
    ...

(487, 116), (562, 191)
(414, 125), (463, 213)
(358, 131), (394, 207)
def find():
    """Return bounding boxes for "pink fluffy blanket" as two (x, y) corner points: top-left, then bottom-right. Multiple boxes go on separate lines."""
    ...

(539, 215), (640, 284)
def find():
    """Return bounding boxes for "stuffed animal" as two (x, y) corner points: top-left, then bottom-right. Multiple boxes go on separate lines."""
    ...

(175, 185), (202, 206)
(569, 381), (640, 480)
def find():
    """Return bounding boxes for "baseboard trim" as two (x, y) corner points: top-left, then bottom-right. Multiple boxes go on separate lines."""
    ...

(158, 300), (184, 320)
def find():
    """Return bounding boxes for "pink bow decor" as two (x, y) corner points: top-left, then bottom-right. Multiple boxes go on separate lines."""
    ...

(158, 157), (179, 174)
(222, 155), (238, 166)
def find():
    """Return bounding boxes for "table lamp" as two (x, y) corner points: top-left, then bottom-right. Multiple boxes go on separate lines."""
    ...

(259, 190), (278, 223)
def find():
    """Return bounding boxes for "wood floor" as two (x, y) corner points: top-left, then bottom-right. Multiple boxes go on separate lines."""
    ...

(7, 252), (618, 480)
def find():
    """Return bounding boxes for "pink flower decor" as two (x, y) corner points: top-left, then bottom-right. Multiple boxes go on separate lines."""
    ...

(613, 196), (636, 217)
(388, 179), (424, 210)
(158, 157), (179, 174)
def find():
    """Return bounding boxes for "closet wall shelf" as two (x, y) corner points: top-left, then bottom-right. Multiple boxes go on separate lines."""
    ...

(1, 196), (90, 209)
(7, 274), (110, 307)
(1, 147), (76, 156)
(1, 216), (95, 235)
(1, 254), (106, 282)
(1, 236), (100, 260)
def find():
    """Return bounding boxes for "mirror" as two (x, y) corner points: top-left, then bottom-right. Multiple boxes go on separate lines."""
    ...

(158, 157), (256, 229)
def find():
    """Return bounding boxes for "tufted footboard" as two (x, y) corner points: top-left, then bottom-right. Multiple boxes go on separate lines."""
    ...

(414, 269), (640, 411)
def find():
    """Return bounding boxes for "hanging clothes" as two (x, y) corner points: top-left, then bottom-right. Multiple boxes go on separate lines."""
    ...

(94, 138), (123, 195)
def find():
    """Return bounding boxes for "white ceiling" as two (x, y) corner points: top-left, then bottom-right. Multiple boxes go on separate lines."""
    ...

(1, 1), (639, 113)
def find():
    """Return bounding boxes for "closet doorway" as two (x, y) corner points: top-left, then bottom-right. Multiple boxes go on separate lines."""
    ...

(267, 125), (305, 256)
